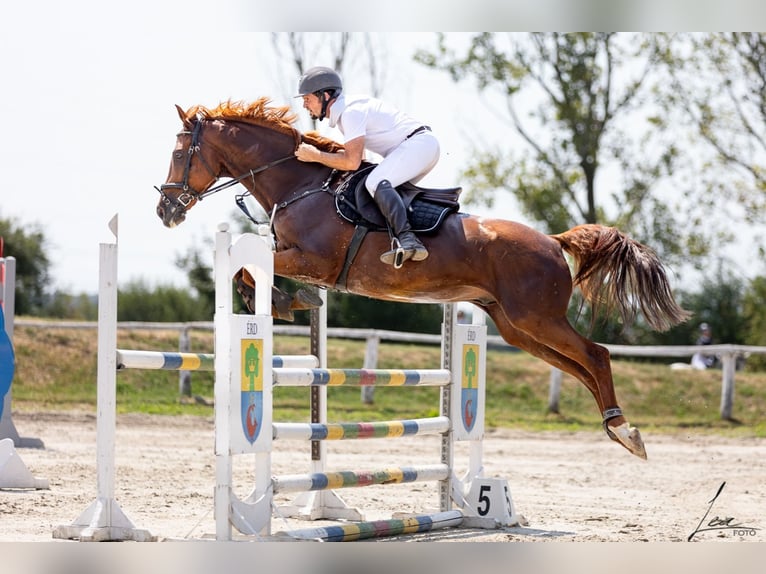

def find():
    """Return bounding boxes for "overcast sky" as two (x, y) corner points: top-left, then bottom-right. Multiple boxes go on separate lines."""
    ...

(0, 25), (525, 293)
(2, 3), (765, 295)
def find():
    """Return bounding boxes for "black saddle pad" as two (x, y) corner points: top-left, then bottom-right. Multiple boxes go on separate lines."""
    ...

(334, 164), (461, 234)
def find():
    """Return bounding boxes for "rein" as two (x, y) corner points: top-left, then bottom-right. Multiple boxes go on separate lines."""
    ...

(236, 170), (338, 227)
(200, 155), (296, 200)
(155, 118), (295, 210)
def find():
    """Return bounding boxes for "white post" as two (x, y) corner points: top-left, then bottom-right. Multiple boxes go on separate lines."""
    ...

(720, 352), (736, 420)
(440, 303), (456, 512)
(178, 327), (191, 397)
(548, 368), (562, 413)
(97, 240), (118, 503)
(360, 334), (379, 404)
(214, 224), (234, 541)
(53, 215), (153, 541)
(0, 256), (14, 339)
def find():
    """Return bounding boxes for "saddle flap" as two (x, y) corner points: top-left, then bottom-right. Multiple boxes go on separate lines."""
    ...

(335, 164), (461, 234)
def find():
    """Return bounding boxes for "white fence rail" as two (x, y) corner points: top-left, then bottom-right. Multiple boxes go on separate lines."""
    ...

(15, 319), (766, 420)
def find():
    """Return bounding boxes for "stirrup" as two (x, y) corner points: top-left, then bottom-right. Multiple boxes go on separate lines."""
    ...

(602, 407), (623, 440)
(380, 237), (409, 269)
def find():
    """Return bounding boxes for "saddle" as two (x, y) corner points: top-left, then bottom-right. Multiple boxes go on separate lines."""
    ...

(330, 164), (461, 290)
(334, 164), (461, 233)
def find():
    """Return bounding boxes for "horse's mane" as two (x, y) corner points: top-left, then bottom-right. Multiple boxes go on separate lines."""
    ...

(186, 98), (344, 153)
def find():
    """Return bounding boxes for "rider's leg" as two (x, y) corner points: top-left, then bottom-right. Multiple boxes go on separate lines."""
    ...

(372, 179), (428, 265)
(366, 133), (439, 266)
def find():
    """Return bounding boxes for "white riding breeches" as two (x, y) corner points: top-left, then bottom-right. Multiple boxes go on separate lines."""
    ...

(364, 131), (440, 195)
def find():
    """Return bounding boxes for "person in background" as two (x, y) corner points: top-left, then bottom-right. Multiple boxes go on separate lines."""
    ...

(691, 322), (716, 369)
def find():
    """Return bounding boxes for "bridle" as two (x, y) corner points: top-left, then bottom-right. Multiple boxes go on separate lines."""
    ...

(155, 118), (295, 216)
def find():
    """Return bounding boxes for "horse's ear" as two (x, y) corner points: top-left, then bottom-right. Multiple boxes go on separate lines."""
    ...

(175, 104), (193, 129)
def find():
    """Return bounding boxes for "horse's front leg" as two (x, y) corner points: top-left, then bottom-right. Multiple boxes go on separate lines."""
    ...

(273, 245), (335, 285)
(234, 269), (288, 318)
(232, 247), (325, 320)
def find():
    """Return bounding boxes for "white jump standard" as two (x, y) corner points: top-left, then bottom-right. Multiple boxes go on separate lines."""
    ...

(213, 224), (521, 541)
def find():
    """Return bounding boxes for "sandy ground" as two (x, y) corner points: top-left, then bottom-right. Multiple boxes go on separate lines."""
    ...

(2, 411), (764, 543)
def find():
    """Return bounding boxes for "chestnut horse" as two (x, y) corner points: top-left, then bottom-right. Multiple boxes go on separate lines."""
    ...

(156, 99), (690, 459)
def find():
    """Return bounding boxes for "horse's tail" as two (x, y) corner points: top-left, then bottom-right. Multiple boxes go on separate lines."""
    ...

(552, 224), (691, 332)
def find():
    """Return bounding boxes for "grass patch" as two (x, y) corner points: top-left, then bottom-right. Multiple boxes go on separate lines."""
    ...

(9, 323), (766, 438)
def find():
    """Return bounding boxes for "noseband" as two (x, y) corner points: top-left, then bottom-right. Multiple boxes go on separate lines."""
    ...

(155, 118), (295, 215)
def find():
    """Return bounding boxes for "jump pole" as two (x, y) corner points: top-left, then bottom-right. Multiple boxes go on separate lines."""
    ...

(115, 350), (317, 371)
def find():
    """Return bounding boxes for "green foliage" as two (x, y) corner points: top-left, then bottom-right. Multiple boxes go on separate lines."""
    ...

(117, 280), (210, 322)
(663, 34), (766, 213)
(327, 292), (442, 333)
(43, 291), (98, 320)
(0, 215), (51, 315)
(175, 247), (215, 315)
(743, 276), (766, 370)
(658, 33), (766, 266)
(415, 33), (718, 269)
(568, 268), (749, 349)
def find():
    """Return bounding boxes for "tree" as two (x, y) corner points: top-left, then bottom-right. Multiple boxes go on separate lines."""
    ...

(44, 291), (97, 320)
(328, 293), (442, 333)
(742, 276), (766, 370)
(175, 241), (215, 317)
(661, 33), (766, 266)
(415, 33), (708, 268)
(117, 280), (208, 322)
(0, 216), (51, 316)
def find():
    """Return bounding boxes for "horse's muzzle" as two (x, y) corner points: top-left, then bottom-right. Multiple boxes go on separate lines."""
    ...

(155, 185), (190, 228)
(156, 200), (186, 228)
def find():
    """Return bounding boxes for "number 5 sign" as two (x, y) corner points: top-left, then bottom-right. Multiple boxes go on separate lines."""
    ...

(463, 477), (523, 526)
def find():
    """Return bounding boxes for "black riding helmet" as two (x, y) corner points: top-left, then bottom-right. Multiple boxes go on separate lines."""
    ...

(296, 66), (343, 121)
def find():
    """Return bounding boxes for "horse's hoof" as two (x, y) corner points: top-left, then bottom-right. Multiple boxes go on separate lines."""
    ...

(607, 421), (647, 460)
(274, 309), (295, 322)
(290, 288), (324, 310)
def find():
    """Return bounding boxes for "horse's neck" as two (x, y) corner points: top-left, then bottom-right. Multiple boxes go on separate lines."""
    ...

(254, 162), (333, 213)
(229, 125), (332, 211)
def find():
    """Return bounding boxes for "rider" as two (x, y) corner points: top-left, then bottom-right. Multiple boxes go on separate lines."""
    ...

(294, 66), (439, 266)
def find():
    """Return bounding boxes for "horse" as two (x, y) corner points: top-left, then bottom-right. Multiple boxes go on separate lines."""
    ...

(156, 98), (690, 460)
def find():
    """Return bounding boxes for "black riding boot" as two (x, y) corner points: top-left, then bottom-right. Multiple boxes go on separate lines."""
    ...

(372, 179), (428, 267)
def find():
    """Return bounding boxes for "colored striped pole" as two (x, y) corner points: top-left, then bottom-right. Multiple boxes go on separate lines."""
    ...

(273, 367), (451, 387)
(273, 464), (449, 494)
(116, 349), (317, 371)
(284, 510), (463, 542)
(273, 416), (450, 441)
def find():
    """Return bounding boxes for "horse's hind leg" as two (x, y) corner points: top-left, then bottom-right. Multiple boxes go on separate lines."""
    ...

(483, 303), (647, 459)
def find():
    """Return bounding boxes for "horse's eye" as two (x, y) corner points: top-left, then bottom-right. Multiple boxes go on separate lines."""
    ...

(174, 151), (183, 160)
